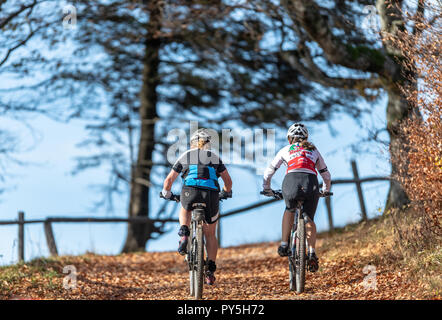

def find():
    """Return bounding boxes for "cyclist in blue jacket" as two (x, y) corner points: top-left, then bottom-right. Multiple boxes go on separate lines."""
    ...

(161, 129), (232, 285)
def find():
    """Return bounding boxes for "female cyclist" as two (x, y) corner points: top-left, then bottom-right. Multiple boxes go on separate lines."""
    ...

(161, 128), (232, 285)
(262, 123), (331, 272)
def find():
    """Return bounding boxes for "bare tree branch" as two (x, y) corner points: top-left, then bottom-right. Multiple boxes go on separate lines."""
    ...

(280, 49), (382, 91)
(281, 0), (391, 76)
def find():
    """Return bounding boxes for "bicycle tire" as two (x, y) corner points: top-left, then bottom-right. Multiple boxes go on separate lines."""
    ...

(195, 222), (205, 299)
(188, 222), (196, 297)
(295, 214), (306, 293)
(288, 228), (296, 291)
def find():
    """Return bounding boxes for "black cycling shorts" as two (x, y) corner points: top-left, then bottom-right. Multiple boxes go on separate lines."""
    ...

(282, 172), (320, 220)
(180, 186), (220, 224)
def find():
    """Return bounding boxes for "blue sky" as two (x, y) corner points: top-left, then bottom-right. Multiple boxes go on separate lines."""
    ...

(0, 96), (391, 265)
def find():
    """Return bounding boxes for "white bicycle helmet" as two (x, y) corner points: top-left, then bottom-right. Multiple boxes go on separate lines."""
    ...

(190, 128), (212, 144)
(287, 123), (308, 142)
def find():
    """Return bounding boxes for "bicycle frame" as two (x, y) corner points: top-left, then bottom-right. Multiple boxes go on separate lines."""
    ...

(291, 201), (307, 235)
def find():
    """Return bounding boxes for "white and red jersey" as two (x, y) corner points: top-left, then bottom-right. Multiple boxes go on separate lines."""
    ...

(263, 143), (332, 192)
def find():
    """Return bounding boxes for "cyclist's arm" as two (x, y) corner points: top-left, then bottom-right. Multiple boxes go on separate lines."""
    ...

(219, 169), (232, 192)
(162, 156), (184, 197)
(262, 149), (285, 190)
(162, 169), (179, 194)
(316, 151), (331, 192)
(214, 155), (232, 193)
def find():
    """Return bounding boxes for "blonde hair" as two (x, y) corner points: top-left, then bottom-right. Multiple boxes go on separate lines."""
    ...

(191, 139), (210, 150)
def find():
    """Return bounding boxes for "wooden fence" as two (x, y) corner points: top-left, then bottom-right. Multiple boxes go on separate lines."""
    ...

(0, 160), (389, 262)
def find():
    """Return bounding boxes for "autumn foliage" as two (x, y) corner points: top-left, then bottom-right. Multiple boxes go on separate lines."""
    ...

(0, 235), (433, 300)
(387, 4), (441, 249)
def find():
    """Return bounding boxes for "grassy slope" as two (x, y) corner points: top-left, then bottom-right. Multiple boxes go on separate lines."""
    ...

(0, 215), (440, 300)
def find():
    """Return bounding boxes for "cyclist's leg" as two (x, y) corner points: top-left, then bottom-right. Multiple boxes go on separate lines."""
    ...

(281, 172), (300, 256)
(281, 209), (295, 244)
(180, 185), (204, 227)
(202, 222), (218, 285)
(180, 186), (197, 227)
(306, 218), (319, 272)
(204, 189), (219, 260)
(202, 221), (218, 262)
(179, 207), (191, 226)
(203, 221), (218, 285)
(305, 218), (317, 252)
(276, 209), (294, 256)
(202, 189), (219, 285)
(177, 207), (191, 255)
(302, 175), (320, 272)
(176, 207), (191, 255)
(303, 175), (320, 253)
(178, 186), (198, 254)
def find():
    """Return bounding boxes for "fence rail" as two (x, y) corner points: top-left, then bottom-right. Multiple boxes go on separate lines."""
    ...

(0, 160), (389, 262)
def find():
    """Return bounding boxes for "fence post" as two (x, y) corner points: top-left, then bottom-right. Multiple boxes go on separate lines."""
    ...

(44, 220), (58, 256)
(325, 196), (334, 232)
(351, 160), (368, 221)
(18, 211), (24, 262)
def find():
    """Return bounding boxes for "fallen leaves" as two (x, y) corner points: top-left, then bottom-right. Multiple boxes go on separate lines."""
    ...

(0, 231), (437, 300)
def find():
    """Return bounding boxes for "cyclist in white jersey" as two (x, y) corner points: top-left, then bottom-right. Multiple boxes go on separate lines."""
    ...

(262, 123), (331, 272)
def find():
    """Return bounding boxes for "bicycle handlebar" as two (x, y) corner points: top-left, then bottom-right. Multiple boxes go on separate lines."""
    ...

(261, 189), (333, 200)
(159, 189), (331, 204)
(219, 190), (232, 201)
(260, 189), (283, 200)
(159, 192), (180, 203)
(159, 191), (232, 202)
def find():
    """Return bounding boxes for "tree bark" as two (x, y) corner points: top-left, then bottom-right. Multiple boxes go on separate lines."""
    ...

(384, 88), (412, 211)
(377, 0), (416, 211)
(122, 0), (162, 253)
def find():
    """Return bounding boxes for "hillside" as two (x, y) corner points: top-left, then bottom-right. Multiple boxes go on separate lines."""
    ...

(0, 217), (439, 300)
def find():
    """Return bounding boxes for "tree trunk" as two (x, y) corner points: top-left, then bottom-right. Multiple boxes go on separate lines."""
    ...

(385, 88), (412, 211)
(122, 1), (162, 253)
(377, 0), (416, 211)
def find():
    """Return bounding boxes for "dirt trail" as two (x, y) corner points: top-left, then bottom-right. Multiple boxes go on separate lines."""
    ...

(0, 229), (425, 300)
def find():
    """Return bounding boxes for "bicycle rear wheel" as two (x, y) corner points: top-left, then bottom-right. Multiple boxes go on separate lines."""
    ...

(188, 223), (196, 297)
(194, 222), (205, 299)
(288, 228), (296, 291)
(295, 214), (306, 293)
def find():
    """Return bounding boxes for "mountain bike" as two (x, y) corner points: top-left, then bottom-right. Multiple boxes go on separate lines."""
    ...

(160, 191), (230, 300)
(261, 189), (333, 293)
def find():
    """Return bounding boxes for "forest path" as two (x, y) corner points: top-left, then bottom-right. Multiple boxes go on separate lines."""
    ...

(1, 219), (424, 300)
